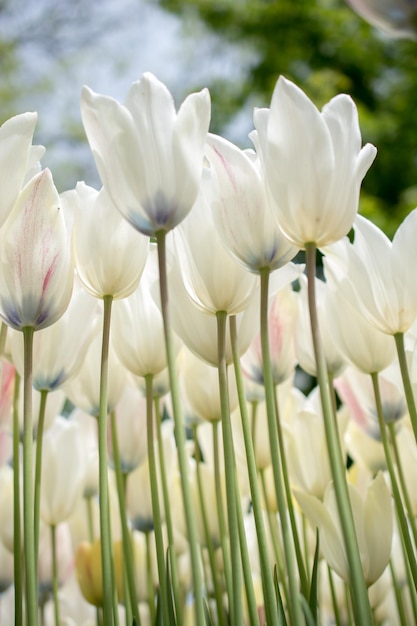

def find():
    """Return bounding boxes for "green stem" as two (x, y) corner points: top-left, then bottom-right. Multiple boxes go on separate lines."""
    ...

(389, 559), (408, 626)
(98, 295), (115, 626)
(34, 389), (48, 568)
(259, 468), (289, 604)
(327, 566), (343, 626)
(144, 374), (170, 625)
(259, 267), (303, 625)
(273, 385), (308, 597)
(154, 396), (182, 623)
(394, 332), (417, 445)
(109, 410), (141, 626)
(229, 315), (278, 626)
(145, 530), (156, 624)
(192, 425), (227, 626)
(51, 524), (60, 626)
(13, 371), (23, 626)
(305, 244), (373, 626)
(371, 372), (417, 589)
(22, 325), (38, 626)
(212, 420), (233, 614)
(388, 422), (417, 548)
(155, 230), (204, 626)
(216, 310), (243, 625)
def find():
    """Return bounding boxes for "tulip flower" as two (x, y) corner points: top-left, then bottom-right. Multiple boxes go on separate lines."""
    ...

(72, 183), (148, 300)
(40, 416), (86, 526)
(81, 72), (211, 236)
(174, 177), (259, 316)
(9, 287), (98, 391)
(64, 328), (127, 416)
(108, 385), (149, 473)
(112, 245), (175, 377)
(255, 76), (377, 248)
(0, 112), (39, 228)
(324, 281), (396, 375)
(346, 0), (417, 39)
(0, 169), (74, 331)
(205, 133), (298, 273)
(295, 472), (393, 586)
(295, 275), (345, 378)
(324, 211), (417, 335)
(241, 284), (298, 386)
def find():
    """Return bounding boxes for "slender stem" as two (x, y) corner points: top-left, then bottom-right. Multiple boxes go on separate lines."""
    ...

(389, 559), (407, 626)
(0, 322), (8, 357)
(98, 295), (115, 626)
(305, 244), (373, 625)
(86, 496), (95, 542)
(109, 410), (141, 626)
(192, 424), (227, 626)
(212, 420), (233, 613)
(229, 315), (278, 625)
(371, 372), (417, 588)
(259, 267), (303, 625)
(155, 230), (204, 626)
(34, 389), (48, 566)
(394, 332), (417, 445)
(388, 422), (417, 548)
(273, 384), (308, 597)
(51, 524), (61, 626)
(216, 310), (243, 625)
(13, 371), (23, 626)
(145, 530), (156, 623)
(259, 469), (289, 603)
(22, 325), (38, 626)
(144, 374), (170, 625)
(327, 566), (343, 626)
(154, 396), (182, 623)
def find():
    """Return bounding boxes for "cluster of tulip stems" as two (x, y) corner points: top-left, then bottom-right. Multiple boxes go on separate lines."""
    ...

(1, 66), (417, 626)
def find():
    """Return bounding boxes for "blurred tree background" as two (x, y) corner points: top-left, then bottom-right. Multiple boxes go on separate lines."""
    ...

(157, 0), (417, 237)
(0, 0), (416, 236)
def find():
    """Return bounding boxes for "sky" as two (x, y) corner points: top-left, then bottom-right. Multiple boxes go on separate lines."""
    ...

(0, 0), (256, 191)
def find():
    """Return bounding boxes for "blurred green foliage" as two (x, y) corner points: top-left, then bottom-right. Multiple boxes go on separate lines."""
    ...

(158, 0), (417, 237)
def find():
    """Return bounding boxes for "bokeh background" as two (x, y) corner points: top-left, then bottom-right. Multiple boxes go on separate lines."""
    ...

(1, 0), (416, 236)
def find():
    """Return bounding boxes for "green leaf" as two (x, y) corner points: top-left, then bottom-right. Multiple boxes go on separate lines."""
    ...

(308, 528), (320, 622)
(273, 565), (288, 626)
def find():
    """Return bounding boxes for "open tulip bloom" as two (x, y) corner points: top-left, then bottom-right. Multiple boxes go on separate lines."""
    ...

(3, 69), (417, 626)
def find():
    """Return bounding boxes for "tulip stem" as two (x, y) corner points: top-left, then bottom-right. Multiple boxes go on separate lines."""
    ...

(155, 230), (205, 626)
(22, 325), (38, 626)
(34, 389), (49, 569)
(229, 315), (279, 626)
(98, 295), (116, 626)
(192, 424), (227, 626)
(371, 372), (417, 588)
(109, 410), (141, 626)
(216, 310), (244, 625)
(259, 267), (303, 625)
(394, 332), (417, 445)
(51, 524), (61, 626)
(212, 420), (234, 609)
(154, 396), (182, 623)
(305, 243), (373, 625)
(13, 371), (23, 626)
(144, 374), (170, 625)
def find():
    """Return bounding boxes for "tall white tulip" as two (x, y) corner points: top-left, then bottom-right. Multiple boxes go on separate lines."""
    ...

(0, 112), (40, 228)
(255, 76), (376, 248)
(0, 169), (74, 331)
(72, 183), (148, 300)
(81, 73), (210, 236)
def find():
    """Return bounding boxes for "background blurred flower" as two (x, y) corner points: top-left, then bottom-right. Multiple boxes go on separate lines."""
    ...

(346, 0), (417, 39)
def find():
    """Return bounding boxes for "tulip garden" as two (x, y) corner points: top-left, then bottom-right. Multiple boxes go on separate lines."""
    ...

(1, 3), (417, 626)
